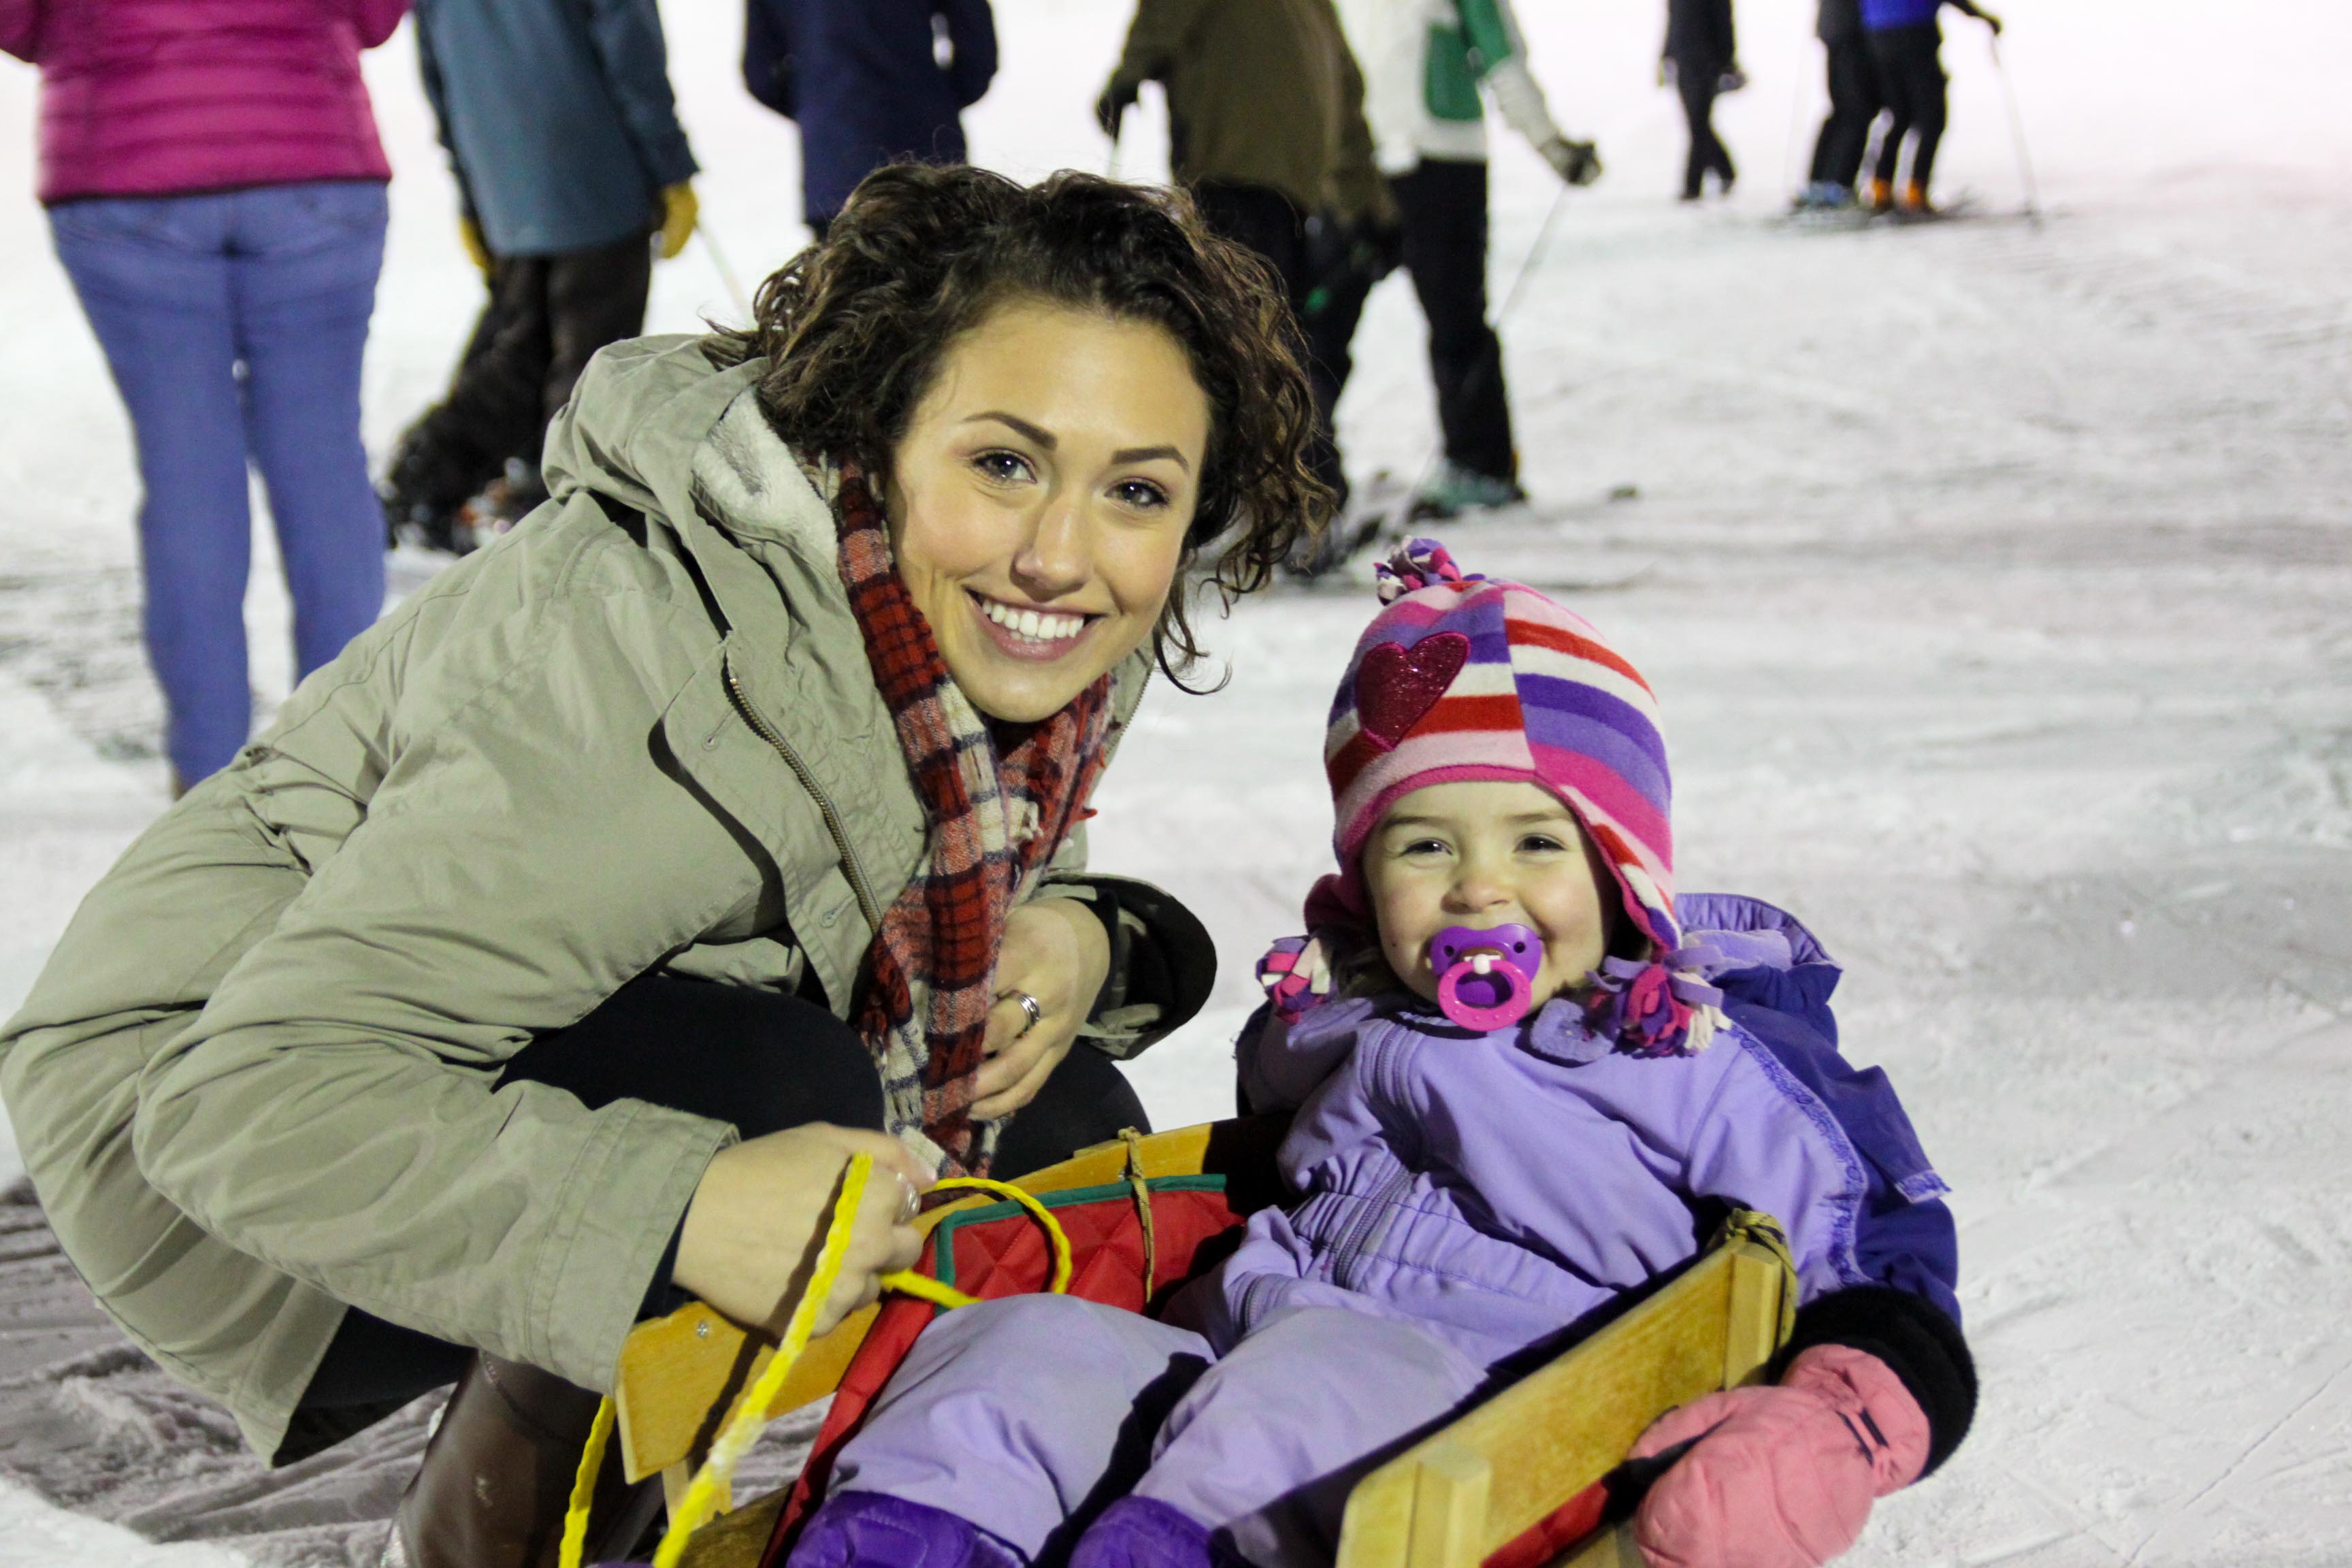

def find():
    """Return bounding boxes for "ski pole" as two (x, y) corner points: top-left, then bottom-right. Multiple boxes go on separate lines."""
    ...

(693, 218), (753, 318)
(1987, 35), (2042, 225)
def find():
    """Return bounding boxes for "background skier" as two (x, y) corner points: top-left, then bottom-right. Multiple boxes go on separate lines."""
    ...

(1861, 0), (2002, 215)
(742, 0), (998, 241)
(379, 0), (700, 554)
(1797, 0), (1882, 210)
(1095, 0), (1388, 514)
(1663, 0), (1740, 202)
(1322, 0), (1601, 521)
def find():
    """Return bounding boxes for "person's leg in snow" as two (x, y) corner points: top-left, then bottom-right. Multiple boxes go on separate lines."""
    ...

(1390, 160), (1522, 512)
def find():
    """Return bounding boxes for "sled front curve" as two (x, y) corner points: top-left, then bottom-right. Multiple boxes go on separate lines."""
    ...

(1332, 1212), (1797, 1568)
(610, 1117), (1290, 1497)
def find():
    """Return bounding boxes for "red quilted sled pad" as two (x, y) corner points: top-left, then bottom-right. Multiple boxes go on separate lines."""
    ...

(760, 1175), (1252, 1567)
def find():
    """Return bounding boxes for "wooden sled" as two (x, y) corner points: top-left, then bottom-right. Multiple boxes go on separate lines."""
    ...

(609, 1119), (1795, 1568)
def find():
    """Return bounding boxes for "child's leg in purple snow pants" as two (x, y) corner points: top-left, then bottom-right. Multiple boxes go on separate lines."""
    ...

(791, 1296), (1214, 1568)
(1083, 1307), (1488, 1568)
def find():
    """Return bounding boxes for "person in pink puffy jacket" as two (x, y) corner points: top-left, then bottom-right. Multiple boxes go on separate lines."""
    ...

(0, 0), (408, 791)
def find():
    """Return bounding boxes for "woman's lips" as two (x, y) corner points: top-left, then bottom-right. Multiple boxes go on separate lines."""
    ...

(968, 591), (1100, 662)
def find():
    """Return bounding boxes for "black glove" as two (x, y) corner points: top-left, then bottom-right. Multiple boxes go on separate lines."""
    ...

(1096, 80), (1139, 139)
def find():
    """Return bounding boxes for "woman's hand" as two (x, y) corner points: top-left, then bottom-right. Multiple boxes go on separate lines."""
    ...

(972, 898), (1110, 1120)
(673, 1125), (932, 1339)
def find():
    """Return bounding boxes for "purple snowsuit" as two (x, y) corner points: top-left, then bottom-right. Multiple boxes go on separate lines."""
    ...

(805, 897), (1959, 1567)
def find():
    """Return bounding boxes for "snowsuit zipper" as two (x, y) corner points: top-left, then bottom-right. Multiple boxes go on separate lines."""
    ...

(724, 657), (885, 934)
(1329, 1164), (1418, 1292)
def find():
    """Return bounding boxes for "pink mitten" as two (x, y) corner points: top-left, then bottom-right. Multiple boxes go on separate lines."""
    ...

(1628, 1345), (1930, 1568)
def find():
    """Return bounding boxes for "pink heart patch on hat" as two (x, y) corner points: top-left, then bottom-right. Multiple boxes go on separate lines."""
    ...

(1354, 632), (1469, 751)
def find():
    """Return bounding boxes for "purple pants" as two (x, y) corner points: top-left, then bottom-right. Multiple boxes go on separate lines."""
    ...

(817, 1296), (1486, 1566)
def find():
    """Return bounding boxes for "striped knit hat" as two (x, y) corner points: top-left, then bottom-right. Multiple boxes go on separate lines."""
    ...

(1311, 540), (1717, 1052)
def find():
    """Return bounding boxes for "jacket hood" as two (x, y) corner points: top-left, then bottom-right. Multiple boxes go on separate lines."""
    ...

(540, 333), (753, 525)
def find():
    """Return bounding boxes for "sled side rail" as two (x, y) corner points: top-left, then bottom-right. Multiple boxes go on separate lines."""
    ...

(1334, 1219), (1795, 1568)
(611, 1117), (1286, 1486)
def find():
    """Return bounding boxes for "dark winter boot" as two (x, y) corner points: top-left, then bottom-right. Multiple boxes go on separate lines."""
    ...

(380, 1354), (662, 1568)
(786, 1492), (1024, 1568)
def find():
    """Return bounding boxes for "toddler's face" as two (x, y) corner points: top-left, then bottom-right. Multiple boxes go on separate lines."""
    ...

(1362, 781), (1616, 1010)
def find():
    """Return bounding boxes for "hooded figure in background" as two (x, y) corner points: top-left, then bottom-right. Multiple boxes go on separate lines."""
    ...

(744, 0), (998, 240)
(380, 0), (700, 555)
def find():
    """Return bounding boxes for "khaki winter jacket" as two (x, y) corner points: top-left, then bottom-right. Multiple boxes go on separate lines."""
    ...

(1109, 0), (1392, 223)
(0, 336), (1158, 1463)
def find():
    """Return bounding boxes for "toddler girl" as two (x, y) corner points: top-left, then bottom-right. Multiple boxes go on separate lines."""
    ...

(789, 542), (1973, 1568)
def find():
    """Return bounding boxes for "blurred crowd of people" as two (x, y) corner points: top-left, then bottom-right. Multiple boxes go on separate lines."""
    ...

(2, 0), (2006, 788)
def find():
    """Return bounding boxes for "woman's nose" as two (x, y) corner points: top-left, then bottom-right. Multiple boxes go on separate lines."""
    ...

(1010, 493), (1092, 600)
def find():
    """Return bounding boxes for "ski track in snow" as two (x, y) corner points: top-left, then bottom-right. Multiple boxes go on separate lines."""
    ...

(0, 0), (2347, 1562)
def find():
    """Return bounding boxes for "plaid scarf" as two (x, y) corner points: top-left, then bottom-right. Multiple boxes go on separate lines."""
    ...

(834, 475), (1115, 1175)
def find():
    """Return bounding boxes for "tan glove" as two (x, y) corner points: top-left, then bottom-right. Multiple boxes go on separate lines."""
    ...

(458, 215), (489, 276)
(659, 180), (698, 261)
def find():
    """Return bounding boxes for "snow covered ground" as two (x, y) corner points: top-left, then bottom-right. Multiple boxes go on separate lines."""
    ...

(1, 0), (2348, 1563)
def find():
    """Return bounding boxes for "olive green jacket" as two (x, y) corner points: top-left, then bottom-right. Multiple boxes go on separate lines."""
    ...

(0, 336), (1154, 1462)
(1111, 0), (1393, 223)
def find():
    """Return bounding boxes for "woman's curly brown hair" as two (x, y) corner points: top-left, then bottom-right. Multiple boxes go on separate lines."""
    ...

(708, 163), (1331, 679)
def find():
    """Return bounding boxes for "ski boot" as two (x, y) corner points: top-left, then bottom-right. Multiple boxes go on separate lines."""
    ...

(1861, 177), (1895, 216)
(1896, 182), (1938, 220)
(1411, 460), (1526, 521)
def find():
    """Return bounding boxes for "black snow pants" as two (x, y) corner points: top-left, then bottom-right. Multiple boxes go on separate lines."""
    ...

(1868, 23), (1949, 195)
(1675, 69), (1736, 199)
(384, 229), (654, 522)
(1808, 32), (1885, 189)
(291, 973), (1149, 1423)
(1191, 179), (1348, 499)
(1306, 159), (1516, 485)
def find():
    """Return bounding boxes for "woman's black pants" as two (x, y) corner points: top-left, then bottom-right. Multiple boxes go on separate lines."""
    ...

(1676, 70), (1735, 199)
(1809, 34), (1885, 189)
(1868, 24), (1949, 193)
(296, 974), (1150, 1415)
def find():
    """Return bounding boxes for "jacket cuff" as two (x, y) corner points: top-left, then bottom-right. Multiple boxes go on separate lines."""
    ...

(1042, 875), (1218, 1060)
(1775, 1285), (1977, 1477)
(538, 1100), (734, 1392)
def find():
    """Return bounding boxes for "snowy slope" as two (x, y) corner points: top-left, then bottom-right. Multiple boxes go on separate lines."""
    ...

(0, 0), (2348, 1563)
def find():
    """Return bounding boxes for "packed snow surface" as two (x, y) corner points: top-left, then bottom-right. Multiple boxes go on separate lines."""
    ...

(0, 0), (2347, 1563)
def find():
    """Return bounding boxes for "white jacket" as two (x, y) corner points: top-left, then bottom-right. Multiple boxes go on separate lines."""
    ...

(1334, 0), (1564, 174)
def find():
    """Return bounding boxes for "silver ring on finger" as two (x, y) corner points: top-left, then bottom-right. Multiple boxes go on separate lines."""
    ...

(1007, 990), (1043, 1039)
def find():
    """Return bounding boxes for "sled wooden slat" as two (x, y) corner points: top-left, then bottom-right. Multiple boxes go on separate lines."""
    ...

(1332, 1224), (1795, 1568)
(612, 1119), (1287, 1484)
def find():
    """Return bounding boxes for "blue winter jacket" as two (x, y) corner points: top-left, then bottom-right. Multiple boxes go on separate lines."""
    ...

(415, 0), (698, 256)
(743, 0), (996, 225)
(1861, 0), (1946, 31)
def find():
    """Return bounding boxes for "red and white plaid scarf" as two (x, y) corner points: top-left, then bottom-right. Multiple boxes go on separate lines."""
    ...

(834, 475), (1114, 1175)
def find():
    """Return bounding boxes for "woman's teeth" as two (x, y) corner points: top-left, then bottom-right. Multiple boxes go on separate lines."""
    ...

(979, 598), (1088, 644)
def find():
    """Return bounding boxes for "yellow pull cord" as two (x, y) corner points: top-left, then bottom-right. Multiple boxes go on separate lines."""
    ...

(648, 1154), (877, 1568)
(557, 1165), (1079, 1568)
(557, 1388), (617, 1568)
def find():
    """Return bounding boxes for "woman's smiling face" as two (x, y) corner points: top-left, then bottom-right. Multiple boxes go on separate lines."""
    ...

(884, 299), (1211, 723)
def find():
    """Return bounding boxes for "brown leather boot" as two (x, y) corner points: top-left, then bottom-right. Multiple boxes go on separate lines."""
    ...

(382, 1354), (663, 1568)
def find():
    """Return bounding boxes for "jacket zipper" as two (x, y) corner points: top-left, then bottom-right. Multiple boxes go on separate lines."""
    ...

(723, 657), (885, 934)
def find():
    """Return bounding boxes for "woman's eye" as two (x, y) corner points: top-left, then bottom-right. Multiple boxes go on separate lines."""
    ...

(1110, 478), (1171, 511)
(973, 450), (1034, 485)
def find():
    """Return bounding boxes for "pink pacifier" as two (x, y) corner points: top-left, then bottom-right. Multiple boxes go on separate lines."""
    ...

(1430, 924), (1544, 1031)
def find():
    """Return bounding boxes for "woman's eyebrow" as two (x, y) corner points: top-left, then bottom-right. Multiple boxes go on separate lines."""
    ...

(962, 410), (1056, 447)
(1111, 444), (1190, 472)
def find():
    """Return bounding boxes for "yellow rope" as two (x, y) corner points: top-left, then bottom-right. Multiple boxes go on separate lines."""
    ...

(557, 1162), (1079, 1568)
(558, 1387), (617, 1568)
(649, 1156), (875, 1568)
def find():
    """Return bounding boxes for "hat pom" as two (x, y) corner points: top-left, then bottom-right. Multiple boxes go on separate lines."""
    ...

(1375, 538), (1481, 604)
(1585, 953), (1726, 1058)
